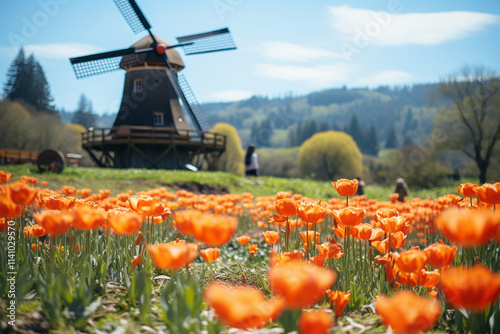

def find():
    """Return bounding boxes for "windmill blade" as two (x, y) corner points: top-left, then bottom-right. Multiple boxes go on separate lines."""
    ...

(70, 48), (143, 79)
(112, 0), (151, 34)
(176, 28), (236, 56)
(164, 70), (211, 131)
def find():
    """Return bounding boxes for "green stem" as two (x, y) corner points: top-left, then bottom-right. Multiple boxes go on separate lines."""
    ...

(285, 217), (289, 253)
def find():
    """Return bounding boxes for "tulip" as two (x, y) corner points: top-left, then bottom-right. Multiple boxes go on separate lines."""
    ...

(204, 282), (284, 330)
(148, 242), (199, 270)
(376, 290), (441, 333)
(200, 247), (221, 263)
(441, 265), (500, 313)
(297, 310), (333, 334)
(326, 290), (350, 318)
(268, 260), (336, 309)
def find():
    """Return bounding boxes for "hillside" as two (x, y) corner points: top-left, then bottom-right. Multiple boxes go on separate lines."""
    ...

(203, 83), (447, 151)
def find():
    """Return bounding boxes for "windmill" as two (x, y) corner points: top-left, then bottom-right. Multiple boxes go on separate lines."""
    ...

(70, 0), (236, 169)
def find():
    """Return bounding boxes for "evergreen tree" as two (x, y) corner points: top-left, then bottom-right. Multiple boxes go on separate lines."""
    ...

(249, 121), (259, 144)
(72, 94), (96, 128)
(402, 135), (414, 147)
(385, 126), (399, 149)
(347, 114), (365, 152)
(365, 124), (379, 156)
(403, 108), (417, 132)
(3, 48), (54, 113)
(3, 48), (26, 101)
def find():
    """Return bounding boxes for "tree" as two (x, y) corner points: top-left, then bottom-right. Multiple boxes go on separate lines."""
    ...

(385, 126), (399, 149)
(434, 65), (500, 183)
(365, 124), (379, 156)
(211, 122), (245, 176)
(3, 48), (27, 101)
(72, 94), (96, 129)
(298, 131), (363, 181)
(3, 48), (54, 113)
(347, 114), (365, 152)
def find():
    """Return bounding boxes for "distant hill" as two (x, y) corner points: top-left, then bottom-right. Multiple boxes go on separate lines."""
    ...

(203, 83), (448, 152)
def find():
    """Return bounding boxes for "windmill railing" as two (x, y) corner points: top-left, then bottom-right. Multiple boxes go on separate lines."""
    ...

(81, 126), (226, 150)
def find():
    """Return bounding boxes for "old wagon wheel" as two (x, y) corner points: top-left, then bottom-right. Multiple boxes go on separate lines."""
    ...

(37, 149), (65, 174)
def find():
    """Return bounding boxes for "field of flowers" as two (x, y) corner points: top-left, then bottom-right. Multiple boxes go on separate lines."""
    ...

(1, 169), (500, 334)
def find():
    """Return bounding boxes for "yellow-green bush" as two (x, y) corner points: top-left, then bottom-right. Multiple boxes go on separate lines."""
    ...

(298, 131), (362, 180)
(211, 123), (245, 176)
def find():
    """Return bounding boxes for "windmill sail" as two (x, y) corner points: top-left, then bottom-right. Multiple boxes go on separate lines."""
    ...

(176, 28), (236, 56)
(113, 0), (151, 34)
(177, 74), (212, 131)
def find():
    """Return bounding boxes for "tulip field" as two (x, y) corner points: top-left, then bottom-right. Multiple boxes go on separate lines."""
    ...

(1, 168), (500, 334)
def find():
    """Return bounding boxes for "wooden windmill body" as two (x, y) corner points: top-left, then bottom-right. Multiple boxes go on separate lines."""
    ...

(71, 1), (235, 170)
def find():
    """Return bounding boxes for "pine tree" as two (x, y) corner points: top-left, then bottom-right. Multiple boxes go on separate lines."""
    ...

(385, 126), (399, 149)
(72, 94), (96, 129)
(3, 48), (26, 101)
(347, 114), (365, 152)
(365, 124), (379, 156)
(3, 48), (54, 113)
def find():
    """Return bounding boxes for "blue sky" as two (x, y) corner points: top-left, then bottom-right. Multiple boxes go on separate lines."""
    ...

(1, 0), (499, 115)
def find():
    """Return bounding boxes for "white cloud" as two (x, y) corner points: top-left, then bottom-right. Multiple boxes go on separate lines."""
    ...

(328, 6), (500, 46)
(261, 41), (342, 63)
(255, 63), (353, 84)
(0, 43), (103, 59)
(358, 70), (413, 87)
(211, 90), (254, 102)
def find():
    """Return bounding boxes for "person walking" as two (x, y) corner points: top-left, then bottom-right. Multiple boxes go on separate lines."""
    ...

(394, 178), (409, 202)
(245, 144), (259, 176)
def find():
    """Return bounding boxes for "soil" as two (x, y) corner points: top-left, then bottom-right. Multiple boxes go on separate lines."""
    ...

(162, 181), (230, 195)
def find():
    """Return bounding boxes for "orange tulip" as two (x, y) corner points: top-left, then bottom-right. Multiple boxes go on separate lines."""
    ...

(419, 269), (440, 288)
(135, 232), (143, 245)
(332, 179), (358, 197)
(107, 211), (143, 235)
(378, 216), (407, 234)
(237, 235), (251, 245)
(262, 231), (280, 245)
(268, 260), (336, 309)
(271, 250), (304, 267)
(326, 290), (350, 318)
(458, 183), (479, 198)
(308, 254), (326, 268)
(297, 310), (333, 334)
(131, 254), (142, 269)
(128, 195), (165, 217)
(30, 224), (48, 237)
(248, 244), (258, 254)
(377, 291), (441, 333)
(0, 186), (24, 218)
(32, 244), (40, 252)
(0, 171), (13, 183)
(473, 183), (500, 205)
(148, 242), (199, 270)
(441, 265), (500, 313)
(374, 208), (400, 222)
(332, 207), (364, 227)
(297, 201), (326, 224)
(435, 208), (499, 247)
(62, 185), (77, 196)
(34, 210), (73, 236)
(390, 193), (399, 202)
(394, 249), (428, 273)
(204, 282), (284, 330)
(317, 238), (344, 259)
(200, 247), (221, 263)
(174, 210), (237, 246)
(424, 241), (457, 268)
(276, 198), (297, 217)
(372, 232), (406, 254)
(9, 181), (38, 205)
(73, 205), (105, 230)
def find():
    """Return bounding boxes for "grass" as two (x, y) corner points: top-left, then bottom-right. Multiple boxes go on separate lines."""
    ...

(0, 164), (465, 201)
